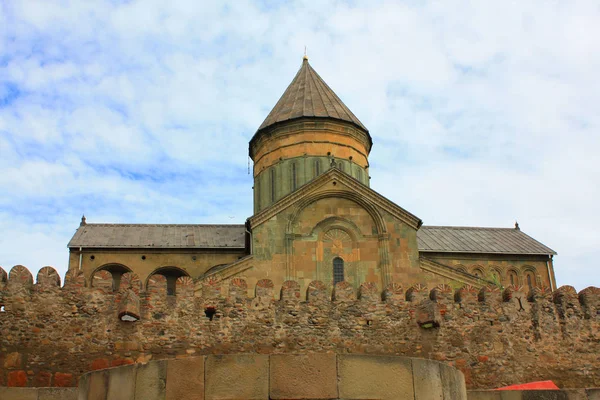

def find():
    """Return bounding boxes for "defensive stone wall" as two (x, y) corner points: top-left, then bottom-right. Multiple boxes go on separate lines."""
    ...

(0, 265), (598, 390)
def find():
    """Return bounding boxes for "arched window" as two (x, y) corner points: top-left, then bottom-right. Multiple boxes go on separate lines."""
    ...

(333, 257), (344, 284)
(507, 269), (519, 286)
(314, 159), (321, 177)
(472, 267), (484, 278)
(526, 274), (532, 289)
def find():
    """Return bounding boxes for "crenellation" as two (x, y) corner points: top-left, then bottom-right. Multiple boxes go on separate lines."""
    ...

(0, 265), (598, 389)
(0, 266), (7, 288)
(306, 280), (327, 302)
(406, 283), (428, 302)
(119, 272), (142, 294)
(358, 281), (378, 302)
(35, 266), (61, 289)
(382, 282), (403, 304)
(280, 280), (300, 302)
(333, 281), (355, 302)
(579, 286), (600, 319)
(8, 265), (33, 290)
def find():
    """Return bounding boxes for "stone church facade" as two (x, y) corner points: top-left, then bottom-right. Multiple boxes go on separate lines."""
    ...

(67, 57), (557, 295)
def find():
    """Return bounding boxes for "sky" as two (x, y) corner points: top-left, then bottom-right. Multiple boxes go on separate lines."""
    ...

(0, 0), (598, 291)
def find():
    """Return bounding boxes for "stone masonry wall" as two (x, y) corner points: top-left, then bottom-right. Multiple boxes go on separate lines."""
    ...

(0, 264), (598, 390)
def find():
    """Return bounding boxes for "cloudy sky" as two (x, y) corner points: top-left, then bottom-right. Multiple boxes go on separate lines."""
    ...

(0, 1), (598, 290)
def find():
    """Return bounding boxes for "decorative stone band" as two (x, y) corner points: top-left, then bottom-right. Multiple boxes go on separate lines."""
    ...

(76, 354), (467, 400)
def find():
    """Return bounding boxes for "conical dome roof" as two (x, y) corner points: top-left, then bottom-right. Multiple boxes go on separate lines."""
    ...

(256, 58), (368, 133)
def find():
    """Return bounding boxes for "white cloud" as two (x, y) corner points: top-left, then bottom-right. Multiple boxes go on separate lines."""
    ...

(0, 0), (598, 290)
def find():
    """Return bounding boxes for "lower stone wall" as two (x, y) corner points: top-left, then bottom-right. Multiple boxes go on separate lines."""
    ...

(0, 387), (77, 400)
(469, 389), (600, 399)
(77, 354), (467, 400)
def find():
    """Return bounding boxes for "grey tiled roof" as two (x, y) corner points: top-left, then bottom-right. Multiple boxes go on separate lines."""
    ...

(257, 58), (368, 132)
(68, 224), (246, 249)
(417, 226), (556, 255)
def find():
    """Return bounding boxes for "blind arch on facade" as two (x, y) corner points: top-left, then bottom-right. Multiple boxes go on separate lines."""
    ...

(333, 257), (344, 284)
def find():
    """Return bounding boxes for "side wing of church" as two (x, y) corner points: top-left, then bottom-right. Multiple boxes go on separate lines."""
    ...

(67, 57), (557, 295)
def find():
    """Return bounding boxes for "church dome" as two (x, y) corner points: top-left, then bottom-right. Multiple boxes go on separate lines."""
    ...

(250, 57), (373, 213)
(255, 57), (370, 134)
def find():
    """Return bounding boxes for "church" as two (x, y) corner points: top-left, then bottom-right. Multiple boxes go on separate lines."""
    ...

(67, 56), (557, 296)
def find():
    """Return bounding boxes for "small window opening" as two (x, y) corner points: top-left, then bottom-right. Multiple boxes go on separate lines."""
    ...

(205, 306), (216, 321)
(333, 257), (344, 285)
(270, 169), (276, 203)
(314, 160), (320, 177)
(527, 274), (533, 290)
(90, 255), (95, 260)
(510, 274), (515, 285)
(0, 306), (5, 312)
(291, 163), (297, 191)
(141, 255), (146, 260)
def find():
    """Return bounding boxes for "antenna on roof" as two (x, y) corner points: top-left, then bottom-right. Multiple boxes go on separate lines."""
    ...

(303, 46), (308, 61)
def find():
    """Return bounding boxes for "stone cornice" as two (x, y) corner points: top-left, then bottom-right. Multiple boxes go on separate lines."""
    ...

(249, 118), (371, 160)
(203, 255), (254, 281)
(248, 168), (422, 230)
(419, 257), (493, 289)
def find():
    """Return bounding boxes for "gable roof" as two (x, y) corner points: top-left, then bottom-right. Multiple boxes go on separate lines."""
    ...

(255, 57), (369, 134)
(248, 167), (422, 230)
(68, 224), (246, 249)
(417, 225), (556, 256)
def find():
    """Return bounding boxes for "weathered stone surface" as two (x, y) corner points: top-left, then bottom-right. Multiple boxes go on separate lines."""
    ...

(38, 387), (77, 400)
(440, 362), (467, 400)
(205, 355), (268, 399)
(134, 360), (166, 400)
(54, 372), (73, 387)
(413, 358), (443, 400)
(166, 357), (205, 400)
(270, 354), (337, 399)
(3, 352), (22, 369)
(338, 354), (414, 399)
(107, 364), (136, 400)
(87, 370), (108, 400)
(7, 370), (27, 387)
(0, 387), (39, 400)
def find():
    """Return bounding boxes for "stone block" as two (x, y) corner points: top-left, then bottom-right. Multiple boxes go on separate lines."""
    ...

(337, 354), (414, 399)
(439, 362), (467, 400)
(522, 390), (568, 400)
(561, 389), (589, 400)
(0, 387), (39, 400)
(587, 389), (600, 400)
(87, 370), (108, 400)
(7, 370), (27, 387)
(270, 353), (337, 399)
(166, 357), (205, 400)
(54, 372), (74, 387)
(3, 352), (22, 369)
(107, 364), (137, 400)
(500, 391), (523, 400)
(38, 388), (78, 400)
(205, 354), (268, 399)
(134, 360), (166, 400)
(468, 392), (502, 400)
(412, 358), (443, 400)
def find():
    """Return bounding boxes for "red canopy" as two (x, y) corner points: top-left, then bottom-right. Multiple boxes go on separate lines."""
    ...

(497, 381), (560, 391)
